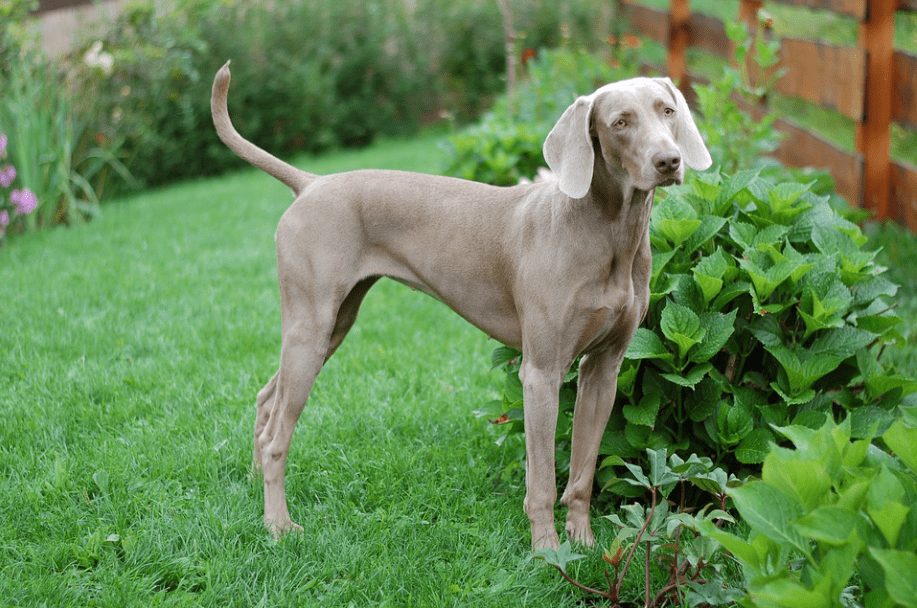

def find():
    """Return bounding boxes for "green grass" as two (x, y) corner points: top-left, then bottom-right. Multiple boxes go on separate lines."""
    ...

(0, 132), (626, 607)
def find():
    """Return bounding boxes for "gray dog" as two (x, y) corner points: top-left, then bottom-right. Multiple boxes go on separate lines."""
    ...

(211, 61), (711, 550)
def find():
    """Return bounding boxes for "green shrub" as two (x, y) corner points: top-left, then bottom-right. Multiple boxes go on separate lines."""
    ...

(698, 413), (917, 607)
(484, 169), (916, 498)
(442, 48), (621, 185)
(0, 11), (129, 234)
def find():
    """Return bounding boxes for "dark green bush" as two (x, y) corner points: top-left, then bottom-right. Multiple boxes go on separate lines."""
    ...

(59, 0), (605, 193)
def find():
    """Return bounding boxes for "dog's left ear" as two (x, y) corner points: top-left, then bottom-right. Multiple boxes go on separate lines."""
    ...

(543, 95), (595, 199)
(655, 78), (712, 171)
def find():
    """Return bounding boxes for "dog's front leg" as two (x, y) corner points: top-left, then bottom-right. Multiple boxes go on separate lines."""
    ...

(519, 358), (564, 550)
(561, 350), (622, 547)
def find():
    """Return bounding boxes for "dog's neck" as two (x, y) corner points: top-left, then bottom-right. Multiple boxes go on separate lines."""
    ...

(588, 148), (654, 246)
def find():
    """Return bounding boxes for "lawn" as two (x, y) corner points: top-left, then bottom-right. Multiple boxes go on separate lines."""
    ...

(0, 131), (616, 607)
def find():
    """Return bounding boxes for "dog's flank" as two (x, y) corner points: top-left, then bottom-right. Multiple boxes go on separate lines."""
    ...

(211, 61), (711, 551)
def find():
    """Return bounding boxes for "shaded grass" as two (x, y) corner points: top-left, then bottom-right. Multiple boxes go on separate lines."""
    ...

(0, 132), (621, 607)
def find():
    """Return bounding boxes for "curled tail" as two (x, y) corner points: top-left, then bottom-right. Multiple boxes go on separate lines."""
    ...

(211, 61), (315, 196)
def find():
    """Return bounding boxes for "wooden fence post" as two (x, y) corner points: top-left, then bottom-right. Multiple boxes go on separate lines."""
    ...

(668, 0), (689, 84)
(857, 0), (895, 219)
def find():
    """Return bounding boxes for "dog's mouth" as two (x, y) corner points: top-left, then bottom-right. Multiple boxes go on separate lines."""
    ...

(657, 176), (682, 188)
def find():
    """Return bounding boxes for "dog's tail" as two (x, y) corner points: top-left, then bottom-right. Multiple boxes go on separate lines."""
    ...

(211, 61), (315, 196)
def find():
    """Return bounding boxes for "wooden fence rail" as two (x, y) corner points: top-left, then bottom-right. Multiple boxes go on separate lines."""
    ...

(621, 0), (917, 231)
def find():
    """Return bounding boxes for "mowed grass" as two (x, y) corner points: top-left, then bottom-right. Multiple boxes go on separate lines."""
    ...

(0, 132), (615, 607)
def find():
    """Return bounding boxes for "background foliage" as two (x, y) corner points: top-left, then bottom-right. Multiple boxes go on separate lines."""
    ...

(3, 0), (606, 200)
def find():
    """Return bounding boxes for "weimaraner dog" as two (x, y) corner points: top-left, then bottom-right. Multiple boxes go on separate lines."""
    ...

(211, 61), (711, 550)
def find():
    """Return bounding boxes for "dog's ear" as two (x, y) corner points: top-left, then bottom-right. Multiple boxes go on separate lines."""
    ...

(543, 95), (595, 199)
(655, 77), (712, 171)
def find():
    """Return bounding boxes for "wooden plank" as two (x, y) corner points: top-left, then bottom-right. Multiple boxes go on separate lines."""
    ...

(688, 12), (731, 58)
(893, 50), (917, 130)
(890, 161), (917, 231)
(857, 0), (896, 220)
(765, 0), (866, 19)
(669, 0), (690, 83)
(772, 116), (864, 206)
(776, 39), (866, 121)
(899, 0), (917, 12)
(619, 2), (670, 46)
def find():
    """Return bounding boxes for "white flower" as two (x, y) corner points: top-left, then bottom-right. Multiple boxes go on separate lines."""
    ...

(84, 41), (114, 76)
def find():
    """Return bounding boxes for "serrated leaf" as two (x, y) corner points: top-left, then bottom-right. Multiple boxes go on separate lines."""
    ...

(684, 215), (727, 251)
(491, 346), (521, 369)
(869, 549), (917, 608)
(652, 198), (701, 245)
(792, 506), (861, 546)
(883, 418), (917, 474)
(625, 328), (673, 363)
(623, 392), (661, 427)
(661, 362), (713, 388)
(728, 481), (810, 558)
(736, 427), (774, 464)
(686, 377), (722, 421)
(729, 222), (757, 249)
(690, 310), (737, 362)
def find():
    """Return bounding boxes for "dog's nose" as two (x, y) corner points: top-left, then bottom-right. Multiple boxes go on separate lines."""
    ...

(653, 151), (681, 174)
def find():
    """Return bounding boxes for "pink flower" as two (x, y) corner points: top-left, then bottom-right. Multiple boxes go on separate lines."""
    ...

(0, 134), (7, 158)
(11, 189), (38, 215)
(0, 210), (8, 229)
(0, 164), (15, 188)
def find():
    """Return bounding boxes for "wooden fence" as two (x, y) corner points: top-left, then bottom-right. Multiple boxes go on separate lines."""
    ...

(621, 0), (917, 231)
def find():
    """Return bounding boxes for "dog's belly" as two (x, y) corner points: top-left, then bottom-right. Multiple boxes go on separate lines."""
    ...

(385, 272), (523, 348)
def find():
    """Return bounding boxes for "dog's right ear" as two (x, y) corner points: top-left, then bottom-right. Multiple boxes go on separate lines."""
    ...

(543, 96), (595, 199)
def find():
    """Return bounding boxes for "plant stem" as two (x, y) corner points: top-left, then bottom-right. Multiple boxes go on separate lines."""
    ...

(553, 566), (614, 599)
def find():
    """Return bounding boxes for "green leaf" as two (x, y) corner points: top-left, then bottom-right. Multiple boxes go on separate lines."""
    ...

(736, 427), (774, 464)
(491, 346), (520, 369)
(694, 519), (763, 572)
(867, 466), (909, 547)
(728, 481), (810, 558)
(792, 506), (862, 546)
(869, 549), (917, 608)
(684, 214), (727, 251)
(652, 198), (701, 245)
(531, 541), (588, 572)
(739, 257), (797, 300)
(716, 401), (754, 445)
(625, 328), (673, 364)
(623, 392), (661, 427)
(883, 418), (917, 474)
(765, 344), (842, 395)
(693, 249), (730, 303)
(729, 221), (757, 249)
(686, 377), (722, 421)
(690, 310), (737, 362)
(661, 362), (713, 388)
(660, 302), (705, 360)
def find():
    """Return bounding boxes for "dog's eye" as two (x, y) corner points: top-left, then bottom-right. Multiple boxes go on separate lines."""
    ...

(663, 107), (676, 117)
(613, 118), (627, 128)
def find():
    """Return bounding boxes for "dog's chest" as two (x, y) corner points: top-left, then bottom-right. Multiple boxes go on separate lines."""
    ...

(576, 272), (648, 355)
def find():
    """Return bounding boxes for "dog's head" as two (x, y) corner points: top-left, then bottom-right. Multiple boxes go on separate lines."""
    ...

(543, 77), (712, 199)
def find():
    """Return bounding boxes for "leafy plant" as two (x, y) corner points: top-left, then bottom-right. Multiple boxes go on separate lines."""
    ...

(0, 50), (129, 231)
(694, 19), (785, 175)
(532, 449), (742, 606)
(484, 168), (915, 506)
(442, 48), (623, 185)
(0, 132), (39, 243)
(697, 412), (917, 607)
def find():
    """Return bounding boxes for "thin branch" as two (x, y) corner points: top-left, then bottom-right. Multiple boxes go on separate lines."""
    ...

(553, 566), (614, 599)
